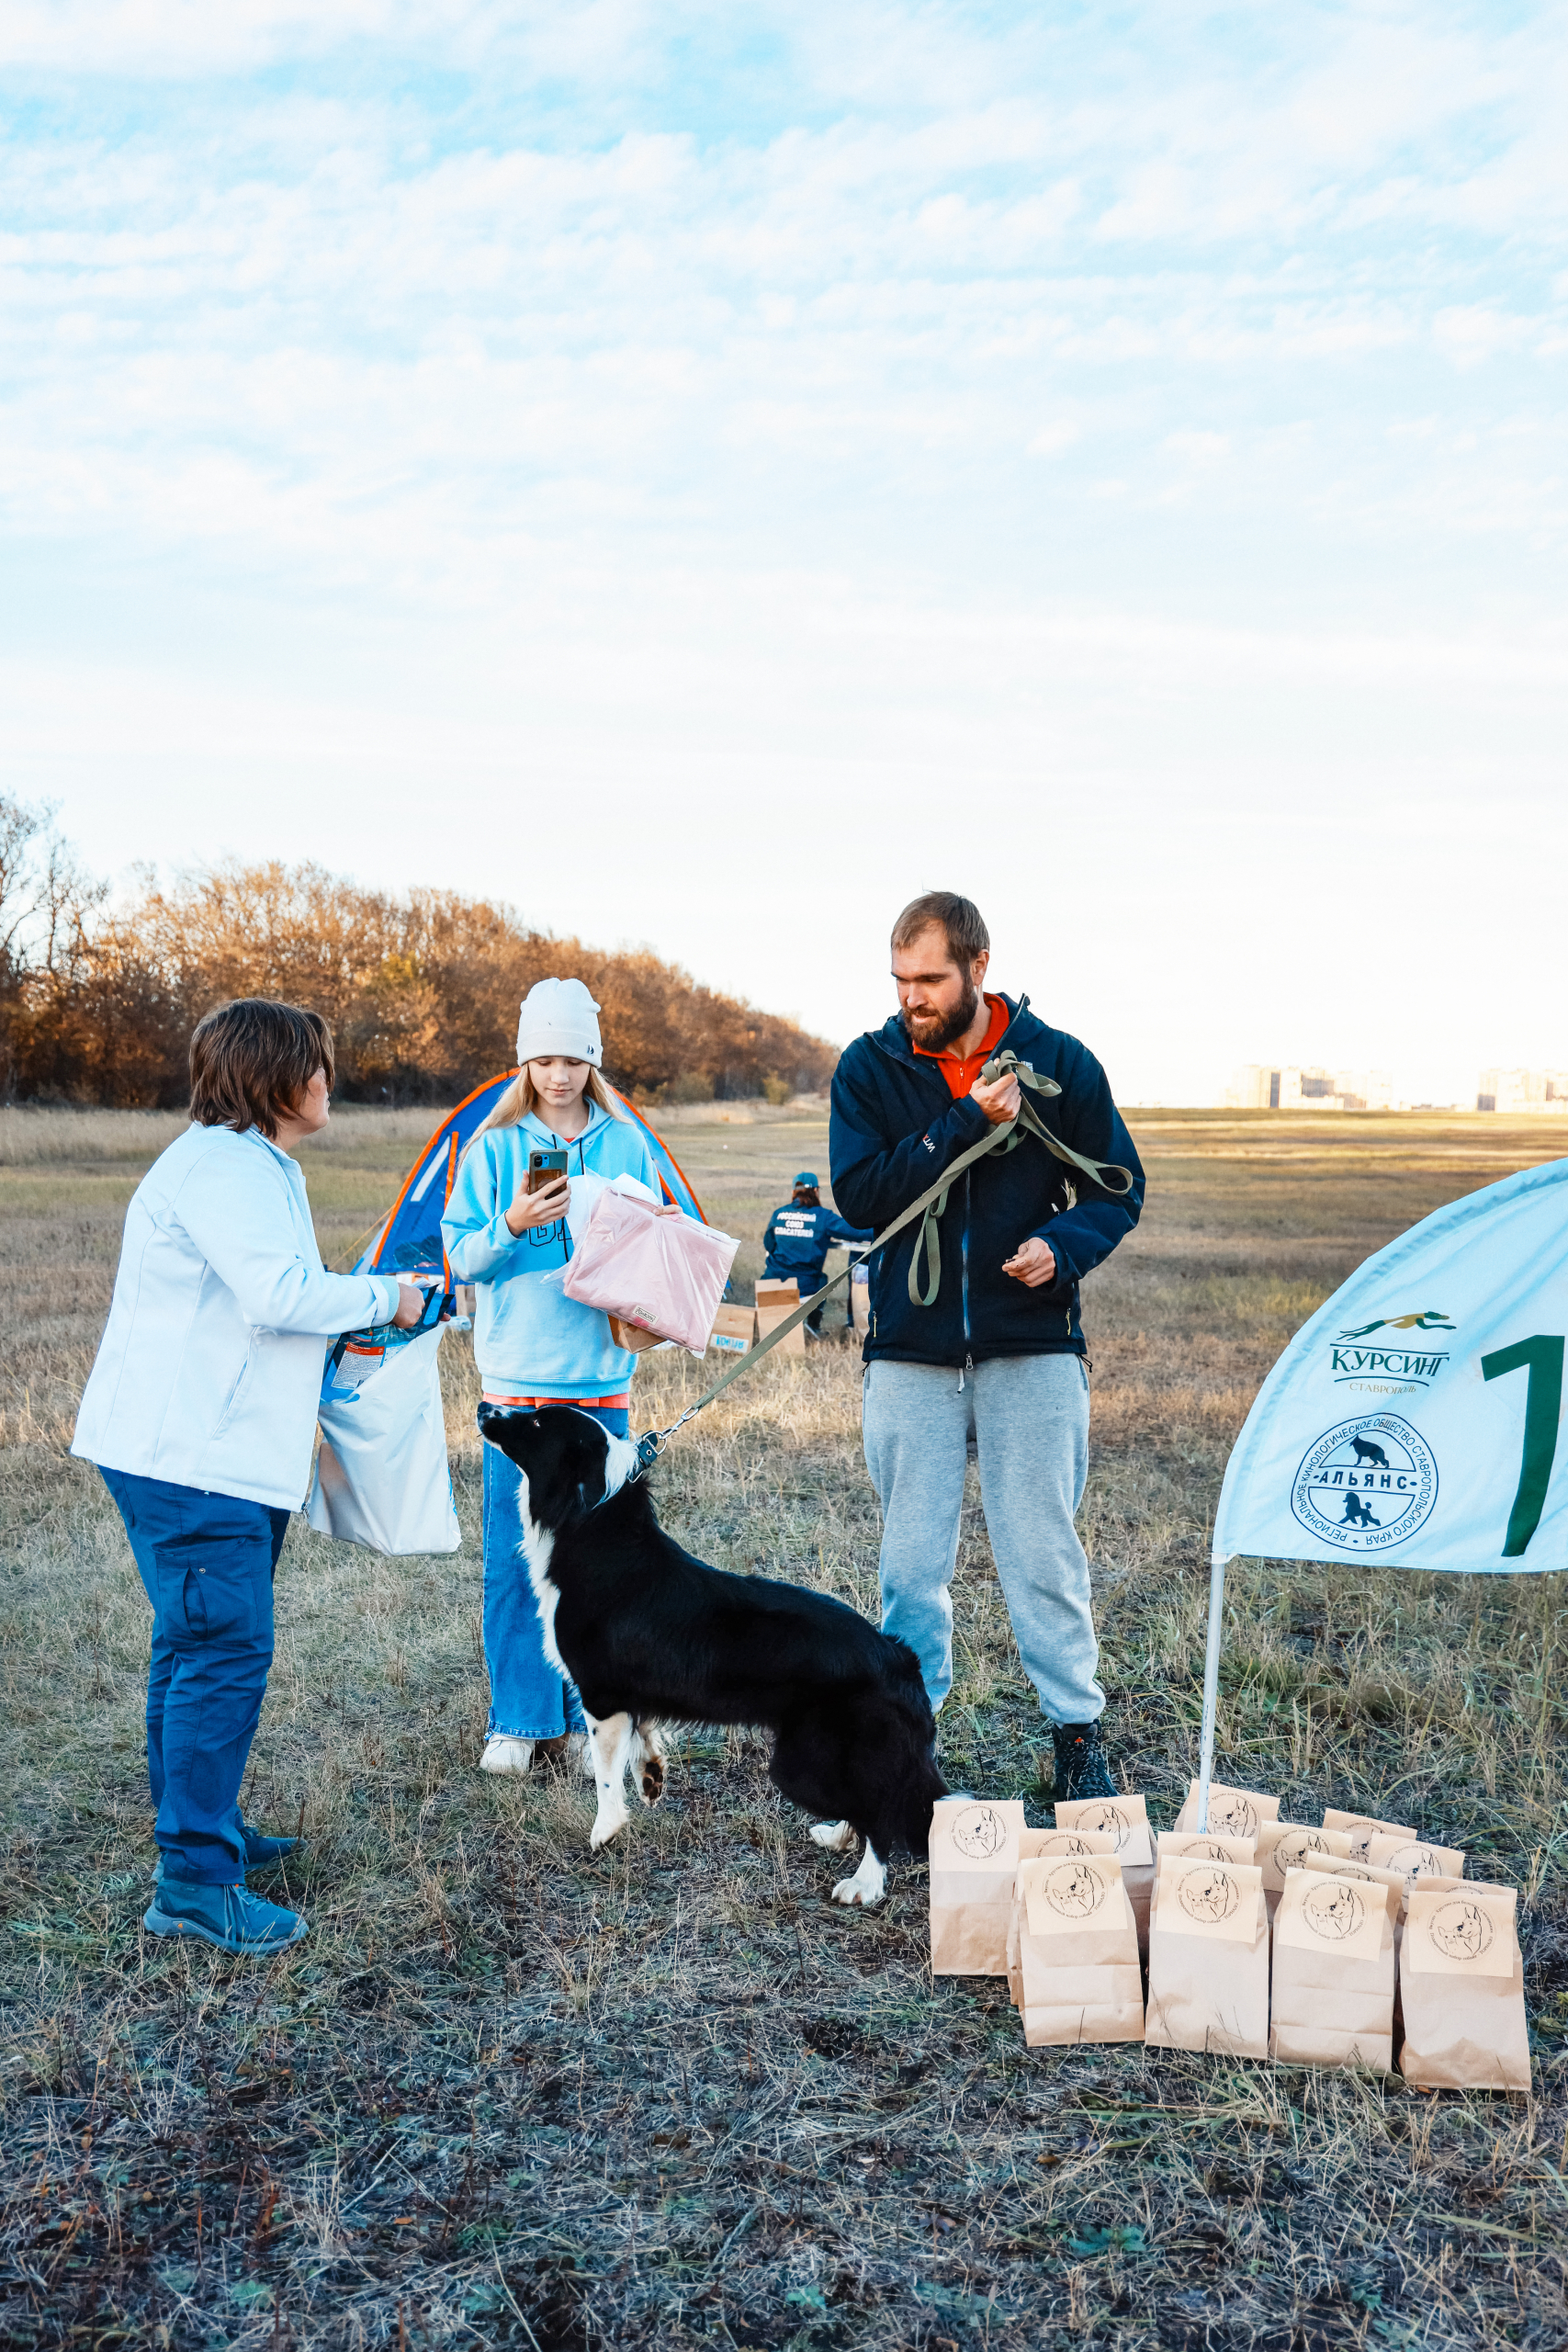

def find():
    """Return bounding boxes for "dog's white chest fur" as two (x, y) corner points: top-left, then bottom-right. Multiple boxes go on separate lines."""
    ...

(514, 1476), (566, 1675)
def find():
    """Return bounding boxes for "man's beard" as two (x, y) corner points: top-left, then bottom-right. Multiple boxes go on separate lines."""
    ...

(903, 978), (978, 1056)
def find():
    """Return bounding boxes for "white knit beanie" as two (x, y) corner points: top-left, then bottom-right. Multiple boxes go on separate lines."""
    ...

(515, 977), (604, 1069)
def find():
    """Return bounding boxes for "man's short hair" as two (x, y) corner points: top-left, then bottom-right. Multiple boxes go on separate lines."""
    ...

(189, 999), (335, 1137)
(890, 891), (989, 968)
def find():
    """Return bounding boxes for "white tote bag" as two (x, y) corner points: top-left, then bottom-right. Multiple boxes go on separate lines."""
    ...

(308, 1328), (461, 1555)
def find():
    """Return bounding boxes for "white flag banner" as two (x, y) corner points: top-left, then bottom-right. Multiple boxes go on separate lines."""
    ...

(1212, 1158), (1568, 1575)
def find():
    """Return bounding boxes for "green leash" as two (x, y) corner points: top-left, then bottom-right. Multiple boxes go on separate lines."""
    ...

(906, 1049), (1134, 1307)
(632, 1053), (1133, 1473)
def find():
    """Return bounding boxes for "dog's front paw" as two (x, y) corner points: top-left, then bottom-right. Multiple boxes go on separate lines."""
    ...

(830, 1872), (883, 1908)
(810, 1818), (855, 1852)
(830, 1848), (887, 1908)
(589, 1810), (628, 1850)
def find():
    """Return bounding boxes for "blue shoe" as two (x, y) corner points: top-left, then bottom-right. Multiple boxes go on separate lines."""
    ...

(242, 1823), (299, 1868)
(144, 1877), (308, 1955)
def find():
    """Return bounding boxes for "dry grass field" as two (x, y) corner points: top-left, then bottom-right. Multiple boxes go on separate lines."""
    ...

(3, 1102), (1568, 2350)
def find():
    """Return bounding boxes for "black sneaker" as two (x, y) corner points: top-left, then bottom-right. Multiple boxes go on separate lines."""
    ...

(1052, 1720), (1116, 1803)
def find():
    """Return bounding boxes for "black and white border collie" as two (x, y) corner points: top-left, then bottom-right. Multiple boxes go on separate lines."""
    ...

(478, 1404), (945, 1906)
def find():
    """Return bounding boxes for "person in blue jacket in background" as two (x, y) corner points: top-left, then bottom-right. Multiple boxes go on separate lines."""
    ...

(762, 1173), (873, 1333)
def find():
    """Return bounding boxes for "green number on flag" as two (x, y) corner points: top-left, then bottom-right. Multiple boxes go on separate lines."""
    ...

(1481, 1334), (1565, 1557)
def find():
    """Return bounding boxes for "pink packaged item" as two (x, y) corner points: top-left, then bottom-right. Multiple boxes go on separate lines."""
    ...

(560, 1189), (739, 1354)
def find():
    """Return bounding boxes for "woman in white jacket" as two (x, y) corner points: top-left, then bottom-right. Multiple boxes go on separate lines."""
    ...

(73, 1000), (425, 1956)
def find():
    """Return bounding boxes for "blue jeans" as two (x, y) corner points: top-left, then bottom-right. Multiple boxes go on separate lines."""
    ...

(99, 1465), (289, 1885)
(861, 1353), (1102, 1724)
(479, 1405), (628, 1741)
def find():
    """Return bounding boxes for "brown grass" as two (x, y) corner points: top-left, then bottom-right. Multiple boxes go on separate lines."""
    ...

(3, 1105), (1567, 2348)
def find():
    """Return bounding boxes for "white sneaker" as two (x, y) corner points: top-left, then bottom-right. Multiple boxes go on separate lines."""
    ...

(479, 1736), (535, 1776)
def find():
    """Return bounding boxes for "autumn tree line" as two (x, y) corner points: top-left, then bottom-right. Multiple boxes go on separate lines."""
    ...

(0, 797), (837, 1109)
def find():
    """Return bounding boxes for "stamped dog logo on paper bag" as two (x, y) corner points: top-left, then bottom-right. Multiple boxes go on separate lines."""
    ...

(1146, 1855), (1269, 2057)
(1174, 1781), (1279, 1842)
(1270, 1864), (1396, 2070)
(930, 1798), (1027, 1977)
(1400, 1882), (1529, 2091)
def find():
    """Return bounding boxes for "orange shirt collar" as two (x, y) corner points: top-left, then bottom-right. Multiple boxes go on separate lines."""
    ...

(911, 991), (1010, 1099)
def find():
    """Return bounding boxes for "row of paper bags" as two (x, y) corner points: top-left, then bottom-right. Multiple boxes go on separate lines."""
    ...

(930, 1783), (1529, 2090)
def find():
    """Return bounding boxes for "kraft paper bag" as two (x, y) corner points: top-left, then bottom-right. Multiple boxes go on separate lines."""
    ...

(1400, 1883), (1529, 2092)
(1322, 1809), (1417, 1863)
(1258, 1823), (1355, 1917)
(1174, 1780), (1280, 1839)
(1010, 1829), (1119, 2007)
(1055, 1794), (1155, 1959)
(1303, 1848), (1405, 1918)
(1270, 1868), (1396, 2070)
(1016, 1854), (1145, 2047)
(1146, 1856), (1269, 2059)
(1367, 1832), (1466, 1887)
(1156, 1831), (1256, 1874)
(930, 1798), (1029, 1976)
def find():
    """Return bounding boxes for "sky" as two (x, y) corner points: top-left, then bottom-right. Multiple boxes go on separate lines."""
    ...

(1, 2), (1564, 1104)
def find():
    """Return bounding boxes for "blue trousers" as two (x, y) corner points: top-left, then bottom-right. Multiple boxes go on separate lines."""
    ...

(100, 1466), (288, 1885)
(479, 1405), (627, 1742)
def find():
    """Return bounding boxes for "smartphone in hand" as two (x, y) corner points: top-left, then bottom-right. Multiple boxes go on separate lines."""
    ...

(527, 1148), (570, 1194)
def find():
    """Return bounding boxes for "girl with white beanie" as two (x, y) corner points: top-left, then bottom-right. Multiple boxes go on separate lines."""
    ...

(442, 978), (660, 1777)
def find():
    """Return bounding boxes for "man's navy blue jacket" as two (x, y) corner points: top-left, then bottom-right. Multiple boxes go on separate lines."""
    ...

(829, 995), (1145, 1366)
(762, 1200), (874, 1295)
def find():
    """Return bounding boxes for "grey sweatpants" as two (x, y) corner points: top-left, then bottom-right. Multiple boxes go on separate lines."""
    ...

(862, 1352), (1103, 1725)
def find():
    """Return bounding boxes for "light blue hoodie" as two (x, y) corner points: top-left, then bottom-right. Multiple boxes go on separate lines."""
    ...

(442, 1102), (660, 1396)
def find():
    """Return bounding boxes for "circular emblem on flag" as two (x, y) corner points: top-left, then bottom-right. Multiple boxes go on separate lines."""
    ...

(1178, 1867), (1240, 1924)
(1072, 1802), (1129, 1846)
(1044, 1860), (1107, 1918)
(1301, 1881), (1365, 1941)
(1428, 1899), (1495, 1961)
(950, 1804), (1006, 1860)
(1291, 1414), (1438, 1552)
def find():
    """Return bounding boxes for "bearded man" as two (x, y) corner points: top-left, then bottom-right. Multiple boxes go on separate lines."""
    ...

(829, 891), (1145, 1800)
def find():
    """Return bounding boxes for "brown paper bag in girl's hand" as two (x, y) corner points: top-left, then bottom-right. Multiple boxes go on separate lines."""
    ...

(1146, 1856), (1269, 2059)
(1016, 1855), (1145, 2048)
(1322, 1808), (1418, 1863)
(1367, 1832), (1466, 1889)
(1269, 1869), (1395, 2070)
(1055, 1794), (1156, 1960)
(1174, 1780), (1280, 1839)
(1258, 1824), (1355, 1918)
(1400, 1883), (1529, 2092)
(930, 1799), (1029, 1976)
(1146, 1856), (1269, 2057)
(1010, 1829), (1119, 2007)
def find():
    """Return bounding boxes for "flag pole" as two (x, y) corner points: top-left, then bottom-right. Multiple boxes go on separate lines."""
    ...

(1197, 1555), (1228, 1834)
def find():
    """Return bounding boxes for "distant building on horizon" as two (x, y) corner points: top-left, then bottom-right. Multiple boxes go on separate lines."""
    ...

(1225, 1065), (1397, 1113)
(1476, 1069), (1568, 1114)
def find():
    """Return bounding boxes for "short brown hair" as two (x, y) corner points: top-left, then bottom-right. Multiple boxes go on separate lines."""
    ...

(189, 999), (334, 1137)
(890, 891), (989, 967)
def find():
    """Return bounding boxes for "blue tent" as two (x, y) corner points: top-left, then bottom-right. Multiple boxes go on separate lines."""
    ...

(351, 1070), (707, 1312)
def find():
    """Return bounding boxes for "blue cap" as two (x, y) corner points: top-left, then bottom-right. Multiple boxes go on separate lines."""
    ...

(793, 1171), (819, 1189)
